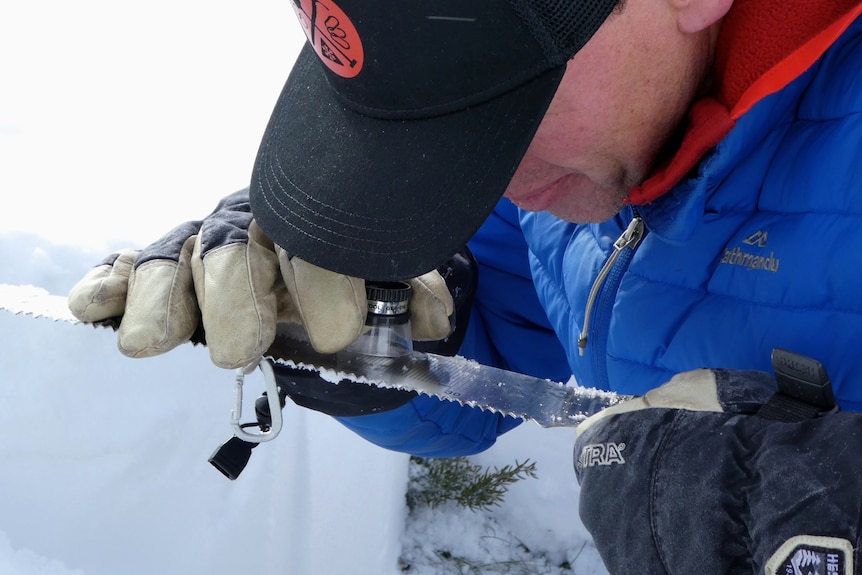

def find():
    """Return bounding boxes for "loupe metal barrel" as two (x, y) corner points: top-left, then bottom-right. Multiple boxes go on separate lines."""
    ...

(347, 281), (413, 358)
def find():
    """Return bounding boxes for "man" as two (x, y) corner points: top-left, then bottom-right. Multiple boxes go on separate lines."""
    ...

(69, 0), (862, 572)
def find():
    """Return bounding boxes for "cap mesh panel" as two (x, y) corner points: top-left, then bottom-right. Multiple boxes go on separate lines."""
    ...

(509, 0), (620, 65)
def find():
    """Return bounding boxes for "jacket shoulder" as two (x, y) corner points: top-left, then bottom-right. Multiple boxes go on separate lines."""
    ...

(799, 17), (862, 118)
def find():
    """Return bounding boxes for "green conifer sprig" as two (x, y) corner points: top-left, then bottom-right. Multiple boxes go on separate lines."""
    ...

(407, 456), (538, 512)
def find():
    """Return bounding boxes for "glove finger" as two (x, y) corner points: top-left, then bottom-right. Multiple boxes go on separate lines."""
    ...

(67, 250), (141, 322)
(190, 220), (281, 369)
(407, 271), (454, 341)
(575, 369), (724, 439)
(277, 250), (366, 354)
(117, 235), (200, 358)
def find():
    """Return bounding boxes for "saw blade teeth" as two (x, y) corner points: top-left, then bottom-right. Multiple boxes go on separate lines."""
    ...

(268, 353), (516, 416)
(0, 284), (81, 323)
(4, 307), (625, 427)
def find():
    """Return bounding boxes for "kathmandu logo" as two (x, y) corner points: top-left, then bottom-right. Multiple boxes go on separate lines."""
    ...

(720, 229), (780, 273)
(743, 230), (769, 247)
(291, 0), (364, 78)
(577, 442), (626, 468)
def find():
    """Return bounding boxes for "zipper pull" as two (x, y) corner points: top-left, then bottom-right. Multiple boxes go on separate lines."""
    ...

(613, 216), (645, 252)
(577, 216), (645, 356)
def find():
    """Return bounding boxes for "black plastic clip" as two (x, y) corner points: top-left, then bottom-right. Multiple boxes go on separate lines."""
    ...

(760, 348), (839, 422)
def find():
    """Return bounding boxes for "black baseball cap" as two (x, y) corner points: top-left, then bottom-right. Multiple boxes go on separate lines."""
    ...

(250, 0), (619, 281)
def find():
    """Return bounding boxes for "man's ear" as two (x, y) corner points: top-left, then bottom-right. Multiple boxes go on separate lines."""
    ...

(672, 0), (733, 33)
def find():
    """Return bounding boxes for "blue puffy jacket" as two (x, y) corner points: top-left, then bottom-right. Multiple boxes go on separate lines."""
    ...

(339, 4), (862, 456)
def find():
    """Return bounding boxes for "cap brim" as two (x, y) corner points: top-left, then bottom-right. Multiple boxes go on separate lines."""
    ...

(251, 44), (564, 281)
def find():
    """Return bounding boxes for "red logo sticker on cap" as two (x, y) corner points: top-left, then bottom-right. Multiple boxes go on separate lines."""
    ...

(291, 0), (364, 78)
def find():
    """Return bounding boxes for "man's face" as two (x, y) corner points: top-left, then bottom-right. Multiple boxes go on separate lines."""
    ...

(503, 0), (717, 223)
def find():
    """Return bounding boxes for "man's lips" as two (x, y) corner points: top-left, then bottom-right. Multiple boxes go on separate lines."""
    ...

(508, 179), (566, 212)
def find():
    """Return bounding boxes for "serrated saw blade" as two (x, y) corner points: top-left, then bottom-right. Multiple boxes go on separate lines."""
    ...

(0, 284), (81, 322)
(266, 325), (625, 427)
(1, 283), (627, 427)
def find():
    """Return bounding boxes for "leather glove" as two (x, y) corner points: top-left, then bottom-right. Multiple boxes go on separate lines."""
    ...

(276, 245), (480, 417)
(574, 364), (860, 575)
(67, 188), (454, 369)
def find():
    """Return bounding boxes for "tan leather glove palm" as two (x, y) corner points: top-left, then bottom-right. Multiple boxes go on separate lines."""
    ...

(67, 189), (453, 369)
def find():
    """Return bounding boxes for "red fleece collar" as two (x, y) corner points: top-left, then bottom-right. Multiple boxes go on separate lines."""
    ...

(626, 0), (862, 206)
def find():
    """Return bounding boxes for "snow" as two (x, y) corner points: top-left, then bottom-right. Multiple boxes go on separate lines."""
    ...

(0, 244), (609, 574)
(0, 2), (608, 574)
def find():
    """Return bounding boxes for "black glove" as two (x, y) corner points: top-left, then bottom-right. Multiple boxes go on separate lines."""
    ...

(575, 363), (859, 574)
(276, 246), (479, 417)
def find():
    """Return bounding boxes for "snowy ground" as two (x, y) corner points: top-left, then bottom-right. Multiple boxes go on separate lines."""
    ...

(0, 237), (609, 575)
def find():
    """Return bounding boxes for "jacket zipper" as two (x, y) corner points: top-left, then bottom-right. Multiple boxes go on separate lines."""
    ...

(577, 215), (646, 360)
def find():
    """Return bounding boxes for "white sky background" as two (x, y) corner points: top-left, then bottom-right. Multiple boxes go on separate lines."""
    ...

(0, 0), (305, 250)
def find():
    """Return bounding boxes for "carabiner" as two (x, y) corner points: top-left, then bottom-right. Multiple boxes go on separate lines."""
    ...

(229, 359), (283, 443)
